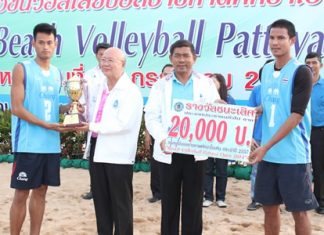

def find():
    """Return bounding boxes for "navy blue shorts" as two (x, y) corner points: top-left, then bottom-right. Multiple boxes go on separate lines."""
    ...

(255, 161), (318, 212)
(11, 153), (61, 189)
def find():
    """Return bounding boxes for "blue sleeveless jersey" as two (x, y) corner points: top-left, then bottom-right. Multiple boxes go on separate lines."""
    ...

(11, 60), (62, 153)
(261, 58), (311, 164)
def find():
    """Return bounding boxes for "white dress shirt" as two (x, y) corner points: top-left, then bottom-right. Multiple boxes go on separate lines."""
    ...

(145, 72), (219, 164)
(86, 73), (143, 164)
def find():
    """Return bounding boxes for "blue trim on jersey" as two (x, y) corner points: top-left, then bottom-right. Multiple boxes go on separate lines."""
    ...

(59, 71), (63, 93)
(20, 62), (27, 90)
(14, 118), (21, 152)
(248, 85), (262, 142)
(13, 63), (27, 153)
(299, 122), (310, 162)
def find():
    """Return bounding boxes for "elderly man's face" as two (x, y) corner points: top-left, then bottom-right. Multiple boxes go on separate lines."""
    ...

(100, 49), (124, 78)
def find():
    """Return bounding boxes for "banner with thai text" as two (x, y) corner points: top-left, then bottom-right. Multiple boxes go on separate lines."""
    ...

(0, 0), (323, 111)
(165, 100), (256, 162)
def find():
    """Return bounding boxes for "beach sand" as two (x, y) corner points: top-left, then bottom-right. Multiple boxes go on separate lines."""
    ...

(1, 162), (323, 235)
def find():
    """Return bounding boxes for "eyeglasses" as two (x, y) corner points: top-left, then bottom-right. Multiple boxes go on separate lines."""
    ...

(101, 58), (116, 65)
(101, 58), (124, 65)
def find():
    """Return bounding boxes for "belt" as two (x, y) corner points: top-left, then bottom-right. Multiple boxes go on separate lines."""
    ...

(312, 126), (324, 130)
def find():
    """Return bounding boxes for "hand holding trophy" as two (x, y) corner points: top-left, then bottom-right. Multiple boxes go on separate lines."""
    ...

(63, 75), (85, 127)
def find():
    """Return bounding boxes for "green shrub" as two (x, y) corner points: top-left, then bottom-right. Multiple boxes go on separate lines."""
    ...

(135, 116), (150, 162)
(0, 110), (11, 154)
(60, 130), (86, 159)
(0, 111), (149, 163)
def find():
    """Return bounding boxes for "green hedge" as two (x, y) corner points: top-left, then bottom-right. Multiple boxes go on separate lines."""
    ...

(0, 154), (14, 163)
(0, 155), (252, 179)
(0, 110), (150, 161)
(0, 110), (11, 154)
(1, 111), (252, 178)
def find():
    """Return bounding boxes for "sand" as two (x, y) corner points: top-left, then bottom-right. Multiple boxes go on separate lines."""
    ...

(1, 162), (323, 235)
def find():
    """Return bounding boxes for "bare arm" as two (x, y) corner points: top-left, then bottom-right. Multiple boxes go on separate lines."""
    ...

(249, 113), (302, 164)
(249, 66), (312, 164)
(11, 63), (64, 132)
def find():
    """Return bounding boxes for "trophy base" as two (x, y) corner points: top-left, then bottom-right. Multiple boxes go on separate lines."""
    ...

(63, 113), (85, 127)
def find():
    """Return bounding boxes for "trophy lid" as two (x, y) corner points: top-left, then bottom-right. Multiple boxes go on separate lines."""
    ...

(69, 74), (81, 81)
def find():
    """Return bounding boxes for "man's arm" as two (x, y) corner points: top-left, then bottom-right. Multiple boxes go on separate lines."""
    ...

(249, 113), (303, 163)
(291, 65), (313, 116)
(11, 63), (64, 132)
(144, 80), (168, 148)
(249, 65), (312, 163)
(87, 88), (143, 135)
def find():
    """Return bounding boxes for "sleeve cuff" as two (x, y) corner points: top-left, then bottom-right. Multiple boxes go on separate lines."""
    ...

(89, 122), (99, 133)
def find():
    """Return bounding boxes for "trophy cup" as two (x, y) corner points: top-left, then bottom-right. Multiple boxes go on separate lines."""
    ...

(63, 75), (85, 126)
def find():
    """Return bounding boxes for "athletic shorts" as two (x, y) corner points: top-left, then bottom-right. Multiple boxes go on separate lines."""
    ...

(254, 161), (318, 212)
(10, 153), (61, 189)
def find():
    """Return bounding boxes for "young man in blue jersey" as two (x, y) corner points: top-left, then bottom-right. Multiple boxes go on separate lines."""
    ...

(249, 19), (318, 235)
(10, 23), (70, 235)
(305, 52), (324, 215)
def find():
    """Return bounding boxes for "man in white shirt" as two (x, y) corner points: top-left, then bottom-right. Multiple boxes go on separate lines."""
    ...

(77, 47), (143, 234)
(81, 42), (111, 200)
(145, 40), (220, 235)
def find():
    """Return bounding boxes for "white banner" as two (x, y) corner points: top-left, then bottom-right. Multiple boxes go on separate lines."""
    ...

(165, 100), (256, 162)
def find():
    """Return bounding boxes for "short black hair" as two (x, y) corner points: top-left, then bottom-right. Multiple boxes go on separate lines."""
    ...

(305, 52), (322, 64)
(170, 39), (195, 56)
(161, 64), (173, 73)
(95, 43), (111, 54)
(269, 19), (296, 38)
(33, 23), (57, 39)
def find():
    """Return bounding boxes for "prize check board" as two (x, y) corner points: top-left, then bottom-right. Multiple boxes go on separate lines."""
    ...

(165, 100), (256, 162)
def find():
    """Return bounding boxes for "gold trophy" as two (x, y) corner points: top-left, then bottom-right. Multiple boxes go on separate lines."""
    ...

(63, 75), (85, 126)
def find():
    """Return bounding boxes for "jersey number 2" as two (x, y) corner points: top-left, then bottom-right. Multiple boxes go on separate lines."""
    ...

(44, 100), (52, 121)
